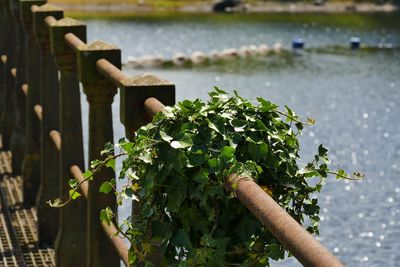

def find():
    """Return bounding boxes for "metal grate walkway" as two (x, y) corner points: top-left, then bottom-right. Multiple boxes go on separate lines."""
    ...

(0, 137), (55, 267)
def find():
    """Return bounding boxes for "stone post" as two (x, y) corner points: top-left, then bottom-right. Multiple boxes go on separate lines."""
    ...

(49, 17), (88, 266)
(0, 0), (8, 137)
(9, 0), (27, 175)
(1, 0), (17, 151)
(32, 3), (63, 246)
(77, 40), (121, 267)
(19, 0), (46, 207)
(119, 74), (175, 140)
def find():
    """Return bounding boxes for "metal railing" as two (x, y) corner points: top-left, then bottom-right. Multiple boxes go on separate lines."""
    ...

(0, 1), (343, 266)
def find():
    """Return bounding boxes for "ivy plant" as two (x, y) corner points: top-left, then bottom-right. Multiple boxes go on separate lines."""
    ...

(51, 88), (363, 266)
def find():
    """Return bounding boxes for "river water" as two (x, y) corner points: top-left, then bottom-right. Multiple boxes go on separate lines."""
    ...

(79, 13), (400, 266)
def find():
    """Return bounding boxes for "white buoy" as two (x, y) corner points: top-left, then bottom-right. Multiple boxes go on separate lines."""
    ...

(248, 45), (258, 56)
(273, 41), (283, 53)
(238, 46), (250, 57)
(172, 53), (189, 65)
(190, 51), (207, 64)
(127, 56), (141, 67)
(257, 44), (270, 56)
(210, 50), (222, 61)
(140, 54), (164, 67)
(221, 48), (238, 59)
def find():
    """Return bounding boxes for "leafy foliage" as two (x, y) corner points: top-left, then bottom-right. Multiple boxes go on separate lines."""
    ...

(55, 88), (363, 266)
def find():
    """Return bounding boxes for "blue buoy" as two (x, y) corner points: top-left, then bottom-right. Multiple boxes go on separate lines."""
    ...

(292, 38), (304, 49)
(350, 37), (361, 49)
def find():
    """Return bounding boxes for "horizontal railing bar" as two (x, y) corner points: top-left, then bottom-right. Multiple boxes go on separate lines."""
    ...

(1, 55), (6, 64)
(64, 33), (86, 52)
(11, 68), (17, 78)
(44, 16), (57, 27)
(21, 84), (28, 96)
(34, 105), (43, 121)
(142, 97), (342, 266)
(70, 165), (130, 267)
(101, 221), (130, 267)
(144, 97), (165, 117)
(96, 58), (128, 88)
(70, 165), (88, 198)
(226, 174), (343, 267)
(49, 130), (61, 152)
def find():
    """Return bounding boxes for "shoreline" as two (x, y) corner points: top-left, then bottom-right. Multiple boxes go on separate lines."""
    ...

(51, 2), (398, 15)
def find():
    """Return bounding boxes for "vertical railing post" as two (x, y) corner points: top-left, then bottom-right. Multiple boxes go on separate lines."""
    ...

(119, 74), (175, 265)
(1, 0), (17, 151)
(20, 0), (47, 207)
(77, 41), (121, 267)
(32, 3), (63, 246)
(9, 0), (27, 175)
(0, 0), (8, 138)
(119, 74), (175, 139)
(49, 17), (88, 266)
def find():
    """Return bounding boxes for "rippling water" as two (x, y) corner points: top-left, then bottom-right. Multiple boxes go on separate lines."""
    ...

(78, 13), (400, 266)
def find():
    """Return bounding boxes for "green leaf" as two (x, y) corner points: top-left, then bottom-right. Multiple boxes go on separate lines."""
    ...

(99, 207), (113, 225)
(106, 158), (116, 172)
(101, 142), (114, 155)
(69, 189), (81, 200)
(257, 97), (278, 112)
(207, 117), (225, 135)
(124, 188), (139, 201)
(99, 181), (113, 194)
(160, 130), (173, 143)
(336, 169), (347, 179)
(193, 169), (209, 184)
(220, 146), (235, 160)
(171, 133), (194, 149)
(248, 142), (268, 161)
(68, 178), (78, 188)
(90, 159), (102, 169)
(318, 144), (328, 157)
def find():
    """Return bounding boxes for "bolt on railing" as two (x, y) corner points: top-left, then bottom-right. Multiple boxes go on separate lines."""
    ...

(0, 1), (344, 267)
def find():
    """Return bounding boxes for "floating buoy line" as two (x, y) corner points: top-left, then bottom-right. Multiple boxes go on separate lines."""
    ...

(123, 38), (397, 69)
(124, 41), (283, 68)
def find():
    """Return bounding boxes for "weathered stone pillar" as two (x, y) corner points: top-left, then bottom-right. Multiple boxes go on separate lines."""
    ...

(1, 0), (17, 151)
(119, 75), (175, 266)
(32, 3), (63, 246)
(20, 0), (46, 207)
(77, 41), (120, 267)
(9, 0), (27, 175)
(119, 75), (175, 140)
(0, 1), (8, 137)
(49, 17), (88, 266)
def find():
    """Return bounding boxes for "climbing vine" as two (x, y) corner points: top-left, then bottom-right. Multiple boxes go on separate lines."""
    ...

(50, 88), (363, 266)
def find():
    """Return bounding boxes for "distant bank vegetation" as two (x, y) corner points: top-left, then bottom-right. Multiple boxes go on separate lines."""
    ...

(48, 0), (396, 5)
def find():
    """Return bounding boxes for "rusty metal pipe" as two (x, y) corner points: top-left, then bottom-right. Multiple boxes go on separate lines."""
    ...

(21, 84), (28, 96)
(96, 58), (128, 87)
(70, 165), (88, 198)
(101, 221), (130, 267)
(227, 175), (343, 267)
(49, 130), (61, 152)
(10, 68), (17, 78)
(44, 16), (57, 27)
(64, 33), (86, 52)
(144, 97), (165, 117)
(69, 165), (130, 267)
(34, 105), (43, 121)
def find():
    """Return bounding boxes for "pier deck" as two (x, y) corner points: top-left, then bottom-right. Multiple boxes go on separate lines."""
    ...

(0, 137), (55, 267)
